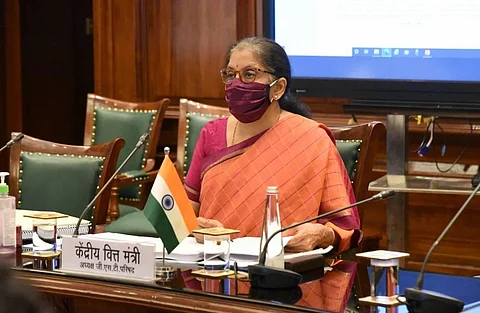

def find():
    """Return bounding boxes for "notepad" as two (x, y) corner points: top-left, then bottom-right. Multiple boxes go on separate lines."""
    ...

(17, 209), (91, 240)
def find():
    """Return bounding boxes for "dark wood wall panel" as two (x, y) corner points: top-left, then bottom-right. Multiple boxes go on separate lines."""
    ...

(0, 0), (23, 171)
(0, 0), (6, 171)
(111, 0), (138, 101)
(170, 0), (238, 99)
(236, 0), (258, 39)
(145, 0), (172, 101)
(3, 0), (22, 135)
(17, 0), (93, 145)
(93, 0), (114, 98)
(20, 0), (76, 144)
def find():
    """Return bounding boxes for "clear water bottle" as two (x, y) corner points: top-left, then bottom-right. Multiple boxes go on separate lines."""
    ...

(0, 172), (16, 254)
(260, 186), (284, 268)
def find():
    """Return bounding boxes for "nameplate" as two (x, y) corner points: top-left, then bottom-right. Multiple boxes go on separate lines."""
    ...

(62, 236), (156, 281)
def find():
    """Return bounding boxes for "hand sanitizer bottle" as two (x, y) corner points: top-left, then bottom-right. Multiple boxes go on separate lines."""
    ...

(260, 186), (284, 268)
(0, 172), (16, 254)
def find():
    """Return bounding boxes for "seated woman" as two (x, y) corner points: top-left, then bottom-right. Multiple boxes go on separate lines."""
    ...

(185, 37), (361, 253)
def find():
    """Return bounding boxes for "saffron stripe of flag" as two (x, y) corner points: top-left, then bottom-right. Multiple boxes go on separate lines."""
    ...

(143, 155), (198, 253)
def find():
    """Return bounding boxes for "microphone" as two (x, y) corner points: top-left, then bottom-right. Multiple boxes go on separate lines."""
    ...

(0, 133), (24, 153)
(403, 185), (478, 312)
(248, 189), (395, 289)
(73, 133), (150, 236)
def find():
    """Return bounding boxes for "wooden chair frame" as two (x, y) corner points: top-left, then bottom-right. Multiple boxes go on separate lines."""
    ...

(176, 98), (229, 179)
(330, 121), (386, 305)
(330, 121), (386, 225)
(84, 94), (170, 221)
(9, 132), (125, 228)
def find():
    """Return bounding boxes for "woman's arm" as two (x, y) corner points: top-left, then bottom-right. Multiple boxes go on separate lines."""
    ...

(284, 223), (337, 252)
(286, 141), (361, 253)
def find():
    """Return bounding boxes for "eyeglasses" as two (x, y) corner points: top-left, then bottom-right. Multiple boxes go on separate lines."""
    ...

(220, 67), (275, 84)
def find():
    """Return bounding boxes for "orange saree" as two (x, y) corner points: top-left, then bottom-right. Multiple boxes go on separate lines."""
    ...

(190, 114), (361, 252)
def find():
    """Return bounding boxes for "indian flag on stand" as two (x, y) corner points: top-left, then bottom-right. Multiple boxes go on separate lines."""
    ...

(143, 151), (198, 253)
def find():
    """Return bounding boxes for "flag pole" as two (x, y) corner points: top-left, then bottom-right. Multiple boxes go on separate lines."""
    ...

(156, 146), (176, 283)
(163, 147), (169, 268)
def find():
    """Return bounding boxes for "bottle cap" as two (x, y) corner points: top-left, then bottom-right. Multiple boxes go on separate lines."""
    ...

(266, 186), (278, 194)
(0, 172), (9, 194)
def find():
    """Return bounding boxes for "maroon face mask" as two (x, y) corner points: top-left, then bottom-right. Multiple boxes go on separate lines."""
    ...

(225, 78), (276, 123)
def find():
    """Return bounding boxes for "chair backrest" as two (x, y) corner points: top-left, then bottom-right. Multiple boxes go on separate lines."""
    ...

(330, 121), (386, 225)
(176, 99), (230, 179)
(9, 133), (124, 227)
(84, 94), (169, 204)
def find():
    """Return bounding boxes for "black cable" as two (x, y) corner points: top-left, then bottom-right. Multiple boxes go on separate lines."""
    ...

(432, 119), (472, 173)
(411, 120), (433, 153)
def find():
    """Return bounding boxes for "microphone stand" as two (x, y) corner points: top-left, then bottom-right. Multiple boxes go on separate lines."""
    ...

(403, 182), (480, 312)
(249, 190), (395, 289)
(73, 133), (150, 236)
(0, 133), (24, 153)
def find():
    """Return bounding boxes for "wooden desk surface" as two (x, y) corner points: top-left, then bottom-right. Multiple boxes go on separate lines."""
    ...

(13, 261), (358, 313)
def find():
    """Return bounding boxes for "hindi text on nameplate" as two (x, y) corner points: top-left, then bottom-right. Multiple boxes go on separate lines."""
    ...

(62, 236), (156, 280)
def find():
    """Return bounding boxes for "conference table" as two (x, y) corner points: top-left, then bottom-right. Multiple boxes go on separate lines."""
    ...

(6, 247), (480, 313)
(8, 249), (359, 313)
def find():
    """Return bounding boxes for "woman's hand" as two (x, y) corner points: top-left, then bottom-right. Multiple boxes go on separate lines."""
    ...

(284, 223), (336, 253)
(193, 217), (224, 244)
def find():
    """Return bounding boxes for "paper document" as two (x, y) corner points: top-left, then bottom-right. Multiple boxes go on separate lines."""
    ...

(82, 233), (333, 267)
(229, 237), (333, 267)
(82, 233), (203, 262)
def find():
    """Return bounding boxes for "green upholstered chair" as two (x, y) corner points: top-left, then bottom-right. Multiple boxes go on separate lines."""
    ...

(330, 122), (386, 223)
(176, 98), (230, 180)
(104, 99), (229, 236)
(8, 132), (124, 228)
(84, 94), (170, 222)
(330, 121), (386, 305)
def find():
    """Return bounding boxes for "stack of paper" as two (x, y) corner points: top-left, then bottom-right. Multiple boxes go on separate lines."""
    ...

(229, 237), (333, 267)
(80, 233), (333, 267)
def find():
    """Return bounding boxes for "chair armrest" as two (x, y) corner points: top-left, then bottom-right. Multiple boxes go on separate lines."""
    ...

(143, 159), (155, 172)
(115, 170), (158, 188)
(107, 170), (157, 223)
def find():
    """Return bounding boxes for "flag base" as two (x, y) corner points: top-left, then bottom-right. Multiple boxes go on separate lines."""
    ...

(156, 266), (177, 283)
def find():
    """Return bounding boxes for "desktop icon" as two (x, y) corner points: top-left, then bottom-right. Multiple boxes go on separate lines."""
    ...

(425, 49), (431, 56)
(394, 49), (400, 56)
(354, 49), (359, 55)
(415, 49), (419, 56)
(363, 49), (369, 54)
(374, 49), (380, 55)
(382, 48), (392, 57)
(404, 49), (410, 55)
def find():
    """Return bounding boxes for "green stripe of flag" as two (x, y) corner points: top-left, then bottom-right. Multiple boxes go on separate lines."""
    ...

(143, 194), (179, 253)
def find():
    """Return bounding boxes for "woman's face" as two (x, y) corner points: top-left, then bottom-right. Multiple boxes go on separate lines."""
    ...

(227, 49), (274, 85)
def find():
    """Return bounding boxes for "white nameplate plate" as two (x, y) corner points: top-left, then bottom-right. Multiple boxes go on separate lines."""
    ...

(62, 235), (156, 281)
